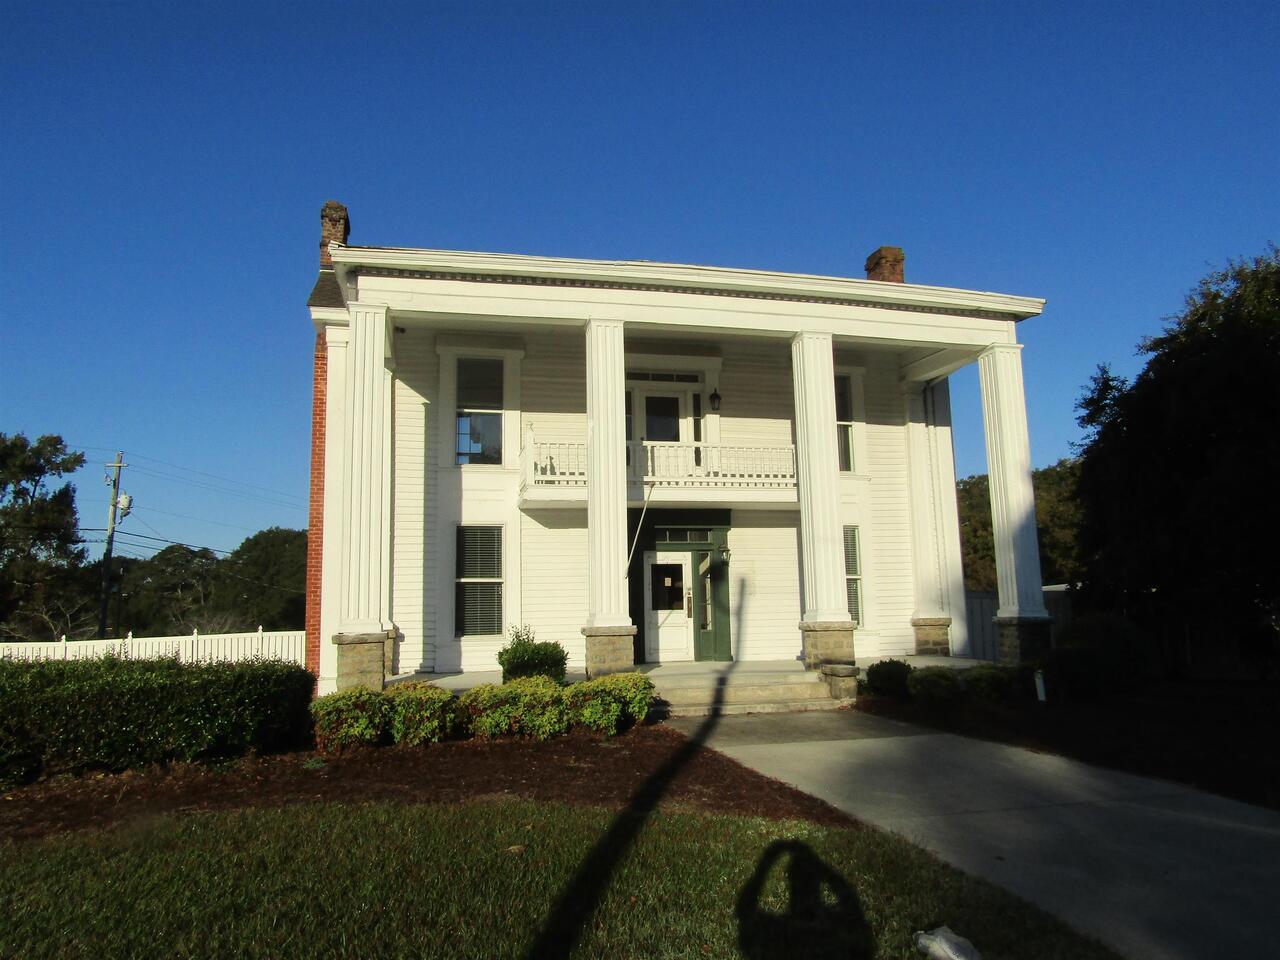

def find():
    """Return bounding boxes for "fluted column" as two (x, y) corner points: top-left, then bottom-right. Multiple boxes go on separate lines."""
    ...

(791, 332), (854, 667)
(337, 301), (392, 637)
(978, 343), (1049, 661)
(583, 317), (634, 624)
(905, 383), (951, 654)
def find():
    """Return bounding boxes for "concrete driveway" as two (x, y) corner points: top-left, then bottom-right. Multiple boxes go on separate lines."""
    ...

(669, 710), (1280, 960)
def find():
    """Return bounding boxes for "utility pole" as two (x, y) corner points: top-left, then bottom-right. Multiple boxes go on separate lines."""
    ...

(97, 453), (127, 639)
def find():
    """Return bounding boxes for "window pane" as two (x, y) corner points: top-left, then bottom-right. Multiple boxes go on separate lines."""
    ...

(837, 426), (852, 472)
(846, 578), (861, 625)
(457, 358), (503, 410)
(456, 582), (502, 636)
(650, 563), (684, 611)
(456, 411), (502, 465)
(834, 375), (853, 422)
(457, 526), (502, 579)
(644, 395), (681, 442)
(843, 526), (860, 576)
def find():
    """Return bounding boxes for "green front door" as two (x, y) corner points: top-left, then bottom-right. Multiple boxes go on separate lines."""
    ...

(692, 546), (731, 661)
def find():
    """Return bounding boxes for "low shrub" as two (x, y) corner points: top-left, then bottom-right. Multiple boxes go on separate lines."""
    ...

(961, 664), (1017, 701)
(563, 680), (625, 734)
(593, 672), (656, 725)
(0, 655), (314, 787)
(906, 666), (964, 707)
(387, 682), (459, 745)
(310, 687), (392, 753)
(458, 676), (568, 740)
(496, 625), (568, 683)
(865, 658), (914, 698)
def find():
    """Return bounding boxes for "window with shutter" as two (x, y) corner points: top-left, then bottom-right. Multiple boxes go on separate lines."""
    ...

(843, 525), (862, 626)
(455, 526), (502, 636)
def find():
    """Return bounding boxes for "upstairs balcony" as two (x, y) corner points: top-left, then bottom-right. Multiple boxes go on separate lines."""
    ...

(520, 438), (799, 507)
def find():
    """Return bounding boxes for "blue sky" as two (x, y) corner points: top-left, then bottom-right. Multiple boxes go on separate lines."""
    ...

(2, 2), (1276, 559)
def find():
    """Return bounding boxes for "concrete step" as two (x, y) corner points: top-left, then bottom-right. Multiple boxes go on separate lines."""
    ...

(658, 679), (832, 706)
(660, 697), (851, 718)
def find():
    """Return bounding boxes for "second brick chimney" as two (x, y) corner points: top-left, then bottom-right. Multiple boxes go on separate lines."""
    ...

(320, 201), (350, 266)
(864, 246), (905, 283)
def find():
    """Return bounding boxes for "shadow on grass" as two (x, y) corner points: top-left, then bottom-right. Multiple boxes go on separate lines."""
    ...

(524, 666), (735, 959)
(736, 839), (874, 960)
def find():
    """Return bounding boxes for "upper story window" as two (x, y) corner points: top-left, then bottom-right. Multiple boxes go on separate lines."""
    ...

(834, 375), (855, 472)
(456, 358), (504, 465)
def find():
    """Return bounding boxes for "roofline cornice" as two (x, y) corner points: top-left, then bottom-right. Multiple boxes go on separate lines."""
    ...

(327, 244), (1046, 320)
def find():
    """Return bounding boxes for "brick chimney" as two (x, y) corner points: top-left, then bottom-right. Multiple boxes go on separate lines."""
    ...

(320, 201), (350, 266)
(864, 246), (905, 283)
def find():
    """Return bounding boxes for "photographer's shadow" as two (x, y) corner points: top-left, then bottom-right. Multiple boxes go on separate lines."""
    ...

(736, 840), (875, 960)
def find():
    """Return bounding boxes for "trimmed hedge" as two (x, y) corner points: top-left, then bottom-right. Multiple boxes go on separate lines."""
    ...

(496, 627), (568, 683)
(310, 687), (392, 752)
(906, 666), (964, 706)
(593, 673), (656, 725)
(388, 682), (459, 745)
(960, 664), (1018, 701)
(459, 676), (569, 740)
(865, 658), (914, 699)
(0, 656), (314, 787)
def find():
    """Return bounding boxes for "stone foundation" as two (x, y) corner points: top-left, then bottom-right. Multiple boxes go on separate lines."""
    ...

(819, 660), (859, 699)
(995, 616), (1052, 665)
(332, 632), (392, 691)
(582, 625), (637, 677)
(799, 620), (856, 670)
(912, 617), (952, 656)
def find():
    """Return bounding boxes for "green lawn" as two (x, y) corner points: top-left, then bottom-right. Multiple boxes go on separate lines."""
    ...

(0, 799), (1121, 960)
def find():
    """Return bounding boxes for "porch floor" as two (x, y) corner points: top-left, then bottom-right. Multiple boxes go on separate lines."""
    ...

(396, 655), (988, 693)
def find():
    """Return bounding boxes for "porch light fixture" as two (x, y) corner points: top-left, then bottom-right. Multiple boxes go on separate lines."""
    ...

(708, 388), (722, 412)
(719, 544), (731, 564)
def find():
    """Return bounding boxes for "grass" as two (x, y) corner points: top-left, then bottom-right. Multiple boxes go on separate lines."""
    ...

(0, 799), (1121, 959)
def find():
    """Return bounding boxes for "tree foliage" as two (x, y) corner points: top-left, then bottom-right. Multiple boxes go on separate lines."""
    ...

(956, 458), (1082, 592)
(0, 434), (87, 640)
(1074, 248), (1280, 652)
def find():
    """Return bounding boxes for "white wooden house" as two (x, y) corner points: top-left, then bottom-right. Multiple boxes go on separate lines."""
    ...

(304, 202), (1049, 693)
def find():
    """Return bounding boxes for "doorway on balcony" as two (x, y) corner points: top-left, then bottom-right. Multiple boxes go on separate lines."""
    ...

(627, 509), (731, 664)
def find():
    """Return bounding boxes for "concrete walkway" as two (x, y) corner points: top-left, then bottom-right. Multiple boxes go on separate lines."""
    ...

(669, 710), (1280, 960)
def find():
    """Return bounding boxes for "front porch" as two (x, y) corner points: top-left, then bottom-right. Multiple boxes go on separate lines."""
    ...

(401, 655), (987, 716)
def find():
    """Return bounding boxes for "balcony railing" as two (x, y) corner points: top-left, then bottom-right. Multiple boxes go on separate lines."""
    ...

(523, 440), (797, 491)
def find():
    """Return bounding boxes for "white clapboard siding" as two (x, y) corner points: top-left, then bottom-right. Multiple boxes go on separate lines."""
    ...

(522, 332), (587, 445)
(1, 631), (307, 665)
(392, 329), (439, 674)
(864, 366), (915, 655)
(716, 340), (795, 448)
(519, 509), (589, 668)
(726, 511), (803, 661)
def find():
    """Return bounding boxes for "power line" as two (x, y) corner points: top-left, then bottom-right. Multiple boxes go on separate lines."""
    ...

(67, 444), (306, 504)
(128, 466), (307, 511)
(134, 506), (263, 533)
(84, 528), (235, 555)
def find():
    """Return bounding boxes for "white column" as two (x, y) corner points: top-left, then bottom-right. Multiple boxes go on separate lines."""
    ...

(337, 302), (392, 635)
(791, 331), (851, 623)
(926, 379), (970, 650)
(905, 384), (947, 618)
(978, 343), (1049, 619)
(584, 318), (632, 629)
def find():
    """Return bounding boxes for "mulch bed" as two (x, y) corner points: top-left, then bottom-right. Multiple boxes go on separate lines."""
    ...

(0, 725), (856, 843)
(857, 678), (1280, 810)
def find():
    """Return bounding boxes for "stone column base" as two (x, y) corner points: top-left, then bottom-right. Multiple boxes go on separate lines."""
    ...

(819, 661), (859, 699)
(799, 621), (856, 670)
(582, 625), (637, 677)
(995, 617), (1051, 665)
(911, 617), (952, 656)
(332, 631), (393, 691)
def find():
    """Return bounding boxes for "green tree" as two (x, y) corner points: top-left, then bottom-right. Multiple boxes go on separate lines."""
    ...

(211, 527), (306, 630)
(0, 434), (88, 641)
(1074, 248), (1280, 657)
(118, 544), (223, 636)
(956, 458), (1083, 592)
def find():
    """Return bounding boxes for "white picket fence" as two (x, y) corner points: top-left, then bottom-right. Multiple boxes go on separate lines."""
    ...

(0, 629), (307, 666)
